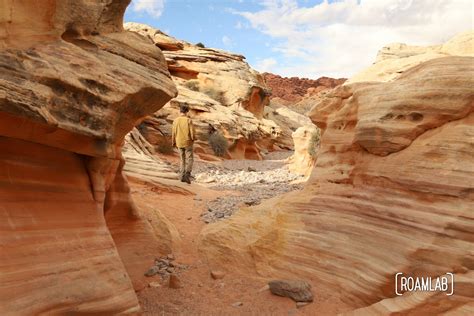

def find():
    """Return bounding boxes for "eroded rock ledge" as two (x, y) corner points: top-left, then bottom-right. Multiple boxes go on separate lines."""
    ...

(0, 0), (177, 314)
(125, 22), (292, 159)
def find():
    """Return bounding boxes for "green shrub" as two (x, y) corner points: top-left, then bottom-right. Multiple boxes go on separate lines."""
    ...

(196, 42), (205, 48)
(184, 79), (200, 91)
(183, 80), (226, 105)
(308, 130), (321, 158)
(208, 132), (228, 157)
(201, 87), (226, 104)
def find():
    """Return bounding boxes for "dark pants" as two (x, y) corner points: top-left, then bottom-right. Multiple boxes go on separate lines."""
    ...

(179, 145), (193, 178)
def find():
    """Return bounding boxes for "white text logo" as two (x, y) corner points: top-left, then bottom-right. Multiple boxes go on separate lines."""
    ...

(395, 272), (454, 296)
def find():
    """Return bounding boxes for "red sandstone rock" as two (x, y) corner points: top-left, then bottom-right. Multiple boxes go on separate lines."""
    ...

(263, 72), (346, 103)
(0, 0), (176, 314)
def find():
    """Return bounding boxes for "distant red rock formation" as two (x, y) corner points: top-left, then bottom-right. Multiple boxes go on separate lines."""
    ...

(263, 72), (346, 103)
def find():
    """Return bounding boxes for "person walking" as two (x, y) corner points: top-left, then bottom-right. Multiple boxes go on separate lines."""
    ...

(172, 104), (195, 184)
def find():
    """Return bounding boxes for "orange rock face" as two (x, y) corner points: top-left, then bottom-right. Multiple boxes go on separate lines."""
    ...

(200, 56), (474, 313)
(0, 0), (177, 314)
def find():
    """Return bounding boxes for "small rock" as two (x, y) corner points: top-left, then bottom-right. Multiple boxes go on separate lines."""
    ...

(144, 266), (159, 277)
(232, 302), (243, 307)
(166, 267), (174, 273)
(247, 166), (256, 172)
(187, 217), (192, 220)
(210, 270), (225, 280)
(198, 283), (203, 287)
(148, 281), (161, 288)
(168, 274), (182, 289)
(244, 198), (259, 206)
(258, 284), (270, 293)
(166, 254), (175, 261)
(268, 280), (313, 302)
(177, 264), (188, 270)
(296, 302), (310, 308)
(159, 259), (170, 265)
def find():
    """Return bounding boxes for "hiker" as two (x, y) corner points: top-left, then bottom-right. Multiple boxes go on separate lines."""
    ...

(172, 104), (195, 184)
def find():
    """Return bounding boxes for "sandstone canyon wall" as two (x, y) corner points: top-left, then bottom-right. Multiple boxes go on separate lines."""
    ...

(124, 23), (290, 159)
(200, 37), (474, 313)
(348, 30), (474, 84)
(0, 1), (177, 314)
(287, 125), (320, 177)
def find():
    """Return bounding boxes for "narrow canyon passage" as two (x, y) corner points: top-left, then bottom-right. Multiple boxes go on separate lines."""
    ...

(1, 1), (472, 314)
(125, 153), (349, 315)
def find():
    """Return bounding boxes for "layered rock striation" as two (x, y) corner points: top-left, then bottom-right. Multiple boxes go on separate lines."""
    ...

(0, 0), (177, 314)
(199, 40), (474, 313)
(125, 23), (289, 159)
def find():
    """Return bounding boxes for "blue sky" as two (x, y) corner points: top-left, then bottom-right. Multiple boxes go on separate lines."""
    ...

(124, 0), (292, 75)
(125, 0), (473, 79)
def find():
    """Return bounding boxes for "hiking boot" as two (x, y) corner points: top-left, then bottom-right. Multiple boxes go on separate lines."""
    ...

(184, 172), (191, 184)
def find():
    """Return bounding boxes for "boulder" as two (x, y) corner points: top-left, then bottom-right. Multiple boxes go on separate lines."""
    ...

(268, 280), (314, 302)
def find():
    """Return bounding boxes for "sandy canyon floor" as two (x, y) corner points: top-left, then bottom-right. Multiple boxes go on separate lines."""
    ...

(128, 152), (350, 315)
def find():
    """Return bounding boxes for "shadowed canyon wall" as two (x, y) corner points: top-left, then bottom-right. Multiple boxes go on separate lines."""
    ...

(199, 37), (474, 313)
(0, 0), (177, 313)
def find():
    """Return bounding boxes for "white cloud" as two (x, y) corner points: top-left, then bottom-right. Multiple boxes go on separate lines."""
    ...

(222, 35), (233, 47)
(131, 0), (165, 18)
(237, 0), (473, 78)
(255, 58), (278, 72)
(235, 20), (251, 30)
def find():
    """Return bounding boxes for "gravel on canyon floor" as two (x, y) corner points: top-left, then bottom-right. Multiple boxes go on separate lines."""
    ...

(193, 151), (305, 223)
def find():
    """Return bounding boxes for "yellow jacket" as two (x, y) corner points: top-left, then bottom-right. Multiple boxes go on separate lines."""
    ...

(172, 116), (195, 148)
